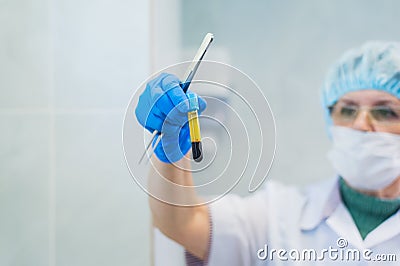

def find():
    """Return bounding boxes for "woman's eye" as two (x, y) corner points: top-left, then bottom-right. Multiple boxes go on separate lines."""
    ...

(372, 107), (399, 121)
(340, 106), (357, 117)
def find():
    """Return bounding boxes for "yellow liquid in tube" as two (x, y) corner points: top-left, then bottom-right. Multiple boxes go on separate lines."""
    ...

(188, 110), (202, 162)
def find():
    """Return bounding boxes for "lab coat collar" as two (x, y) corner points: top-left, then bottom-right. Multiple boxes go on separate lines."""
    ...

(299, 176), (341, 231)
(326, 202), (400, 249)
(362, 210), (400, 247)
(300, 176), (400, 249)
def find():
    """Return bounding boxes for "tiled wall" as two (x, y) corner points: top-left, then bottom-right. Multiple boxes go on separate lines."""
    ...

(0, 0), (151, 265)
(5, 0), (400, 265)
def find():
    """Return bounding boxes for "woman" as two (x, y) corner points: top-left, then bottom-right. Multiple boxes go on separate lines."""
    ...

(135, 41), (400, 265)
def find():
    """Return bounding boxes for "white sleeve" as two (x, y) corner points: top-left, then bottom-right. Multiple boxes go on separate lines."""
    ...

(206, 185), (273, 266)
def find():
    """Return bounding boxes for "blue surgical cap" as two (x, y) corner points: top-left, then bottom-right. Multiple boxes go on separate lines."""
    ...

(322, 41), (400, 125)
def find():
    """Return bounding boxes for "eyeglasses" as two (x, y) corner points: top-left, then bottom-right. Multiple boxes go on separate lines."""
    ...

(329, 103), (400, 125)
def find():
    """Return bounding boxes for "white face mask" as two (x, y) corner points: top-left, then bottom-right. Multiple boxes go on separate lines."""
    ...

(327, 126), (400, 191)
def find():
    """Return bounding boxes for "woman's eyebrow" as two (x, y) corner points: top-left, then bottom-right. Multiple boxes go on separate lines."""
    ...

(373, 100), (400, 106)
(338, 98), (400, 106)
(338, 98), (358, 105)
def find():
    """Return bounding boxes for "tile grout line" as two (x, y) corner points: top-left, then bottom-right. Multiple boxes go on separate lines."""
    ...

(149, 0), (155, 265)
(48, 0), (56, 264)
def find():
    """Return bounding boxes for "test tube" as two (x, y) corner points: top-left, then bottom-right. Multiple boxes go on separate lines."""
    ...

(187, 93), (203, 162)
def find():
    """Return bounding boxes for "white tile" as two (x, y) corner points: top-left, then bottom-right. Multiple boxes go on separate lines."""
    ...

(55, 113), (150, 266)
(53, 0), (149, 109)
(0, 0), (51, 108)
(0, 115), (50, 266)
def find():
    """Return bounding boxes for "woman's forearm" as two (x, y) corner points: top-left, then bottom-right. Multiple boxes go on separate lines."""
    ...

(148, 154), (210, 259)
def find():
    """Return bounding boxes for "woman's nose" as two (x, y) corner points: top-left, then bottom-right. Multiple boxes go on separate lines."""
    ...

(352, 109), (374, 132)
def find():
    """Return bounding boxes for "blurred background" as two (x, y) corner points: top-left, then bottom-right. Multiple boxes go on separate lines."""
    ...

(1, 0), (400, 265)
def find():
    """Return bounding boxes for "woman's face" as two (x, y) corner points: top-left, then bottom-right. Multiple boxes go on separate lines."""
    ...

(330, 90), (400, 134)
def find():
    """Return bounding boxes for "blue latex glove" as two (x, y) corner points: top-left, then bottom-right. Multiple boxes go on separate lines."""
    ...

(135, 73), (207, 163)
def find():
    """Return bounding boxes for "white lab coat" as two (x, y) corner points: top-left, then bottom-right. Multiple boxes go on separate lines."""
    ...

(206, 177), (400, 265)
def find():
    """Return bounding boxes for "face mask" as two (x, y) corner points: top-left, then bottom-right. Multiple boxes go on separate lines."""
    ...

(327, 126), (400, 191)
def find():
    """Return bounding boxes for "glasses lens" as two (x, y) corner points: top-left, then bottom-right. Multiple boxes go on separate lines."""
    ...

(370, 106), (400, 124)
(332, 105), (358, 122)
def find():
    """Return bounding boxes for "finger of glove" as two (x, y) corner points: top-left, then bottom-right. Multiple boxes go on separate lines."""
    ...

(151, 87), (188, 127)
(160, 75), (189, 113)
(198, 95), (207, 113)
(136, 73), (184, 133)
(135, 87), (152, 126)
(147, 73), (181, 111)
(154, 122), (191, 163)
(164, 101), (190, 127)
(135, 109), (163, 133)
(136, 87), (166, 131)
(146, 72), (171, 89)
(153, 86), (181, 115)
(161, 111), (189, 137)
(143, 111), (164, 133)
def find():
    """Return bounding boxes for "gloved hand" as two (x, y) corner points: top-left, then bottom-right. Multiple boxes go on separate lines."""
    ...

(135, 73), (207, 163)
